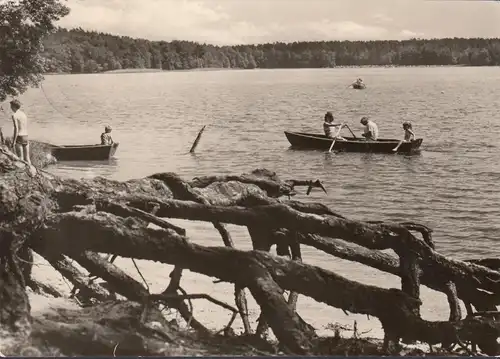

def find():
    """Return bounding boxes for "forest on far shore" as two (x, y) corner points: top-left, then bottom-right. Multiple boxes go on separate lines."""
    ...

(41, 28), (500, 74)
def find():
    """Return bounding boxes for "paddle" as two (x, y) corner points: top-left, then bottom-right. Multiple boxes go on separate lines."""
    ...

(328, 138), (336, 152)
(327, 125), (344, 153)
(344, 124), (357, 139)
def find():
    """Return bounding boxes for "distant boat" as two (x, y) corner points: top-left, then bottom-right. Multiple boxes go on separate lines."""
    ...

(284, 131), (422, 154)
(50, 143), (119, 161)
(352, 83), (366, 90)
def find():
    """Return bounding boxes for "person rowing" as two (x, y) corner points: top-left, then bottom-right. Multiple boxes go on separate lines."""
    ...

(323, 111), (345, 140)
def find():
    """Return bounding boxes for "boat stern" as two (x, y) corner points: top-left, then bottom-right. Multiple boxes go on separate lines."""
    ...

(109, 142), (119, 158)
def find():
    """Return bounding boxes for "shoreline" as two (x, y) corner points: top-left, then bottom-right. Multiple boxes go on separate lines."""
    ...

(42, 64), (476, 76)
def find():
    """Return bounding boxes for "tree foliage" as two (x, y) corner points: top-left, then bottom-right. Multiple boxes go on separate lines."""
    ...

(0, 0), (69, 101)
(41, 28), (500, 74)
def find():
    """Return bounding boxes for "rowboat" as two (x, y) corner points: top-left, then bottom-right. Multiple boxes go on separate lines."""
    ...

(50, 142), (119, 161)
(352, 83), (366, 90)
(284, 132), (422, 154)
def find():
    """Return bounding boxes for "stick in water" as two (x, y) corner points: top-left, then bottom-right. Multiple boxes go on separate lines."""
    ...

(189, 125), (207, 153)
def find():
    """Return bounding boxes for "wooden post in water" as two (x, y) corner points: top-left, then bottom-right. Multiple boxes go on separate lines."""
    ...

(189, 125), (207, 153)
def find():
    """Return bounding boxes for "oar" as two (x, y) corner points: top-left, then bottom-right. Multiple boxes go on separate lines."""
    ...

(328, 138), (336, 152)
(344, 124), (357, 139)
(327, 125), (343, 153)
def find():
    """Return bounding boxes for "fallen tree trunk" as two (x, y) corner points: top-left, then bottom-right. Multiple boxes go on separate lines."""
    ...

(38, 210), (500, 354)
(121, 197), (500, 297)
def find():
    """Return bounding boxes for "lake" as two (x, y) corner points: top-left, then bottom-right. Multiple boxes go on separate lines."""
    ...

(8, 66), (500, 338)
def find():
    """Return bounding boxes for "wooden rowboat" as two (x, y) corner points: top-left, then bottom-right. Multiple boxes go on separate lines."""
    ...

(50, 142), (119, 161)
(284, 132), (422, 154)
(352, 83), (366, 90)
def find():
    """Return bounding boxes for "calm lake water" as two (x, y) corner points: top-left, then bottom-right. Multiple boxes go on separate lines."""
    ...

(8, 67), (500, 338)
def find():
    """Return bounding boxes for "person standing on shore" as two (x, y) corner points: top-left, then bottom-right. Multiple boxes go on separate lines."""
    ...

(10, 99), (31, 165)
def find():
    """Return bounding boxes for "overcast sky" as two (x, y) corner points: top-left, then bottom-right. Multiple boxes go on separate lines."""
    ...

(56, 0), (500, 45)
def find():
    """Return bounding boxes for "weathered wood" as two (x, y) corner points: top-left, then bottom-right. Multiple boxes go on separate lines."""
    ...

(0, 159), (56, 338)
(126, 197), (500, 296)
(189, 125), (206, 153)
(189, 168), (326, 198)
(31, 301), (174, 356)
(148, 172), (252, 335)
(33, 250), (112, 303)
(38, 211), (500, 354)
(158, 267), (212, 336)
(68, 251), (148, 301)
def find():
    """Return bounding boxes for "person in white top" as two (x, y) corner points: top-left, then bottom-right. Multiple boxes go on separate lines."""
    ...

(10, 99), (31, 164)
(360, 116), (379, 141)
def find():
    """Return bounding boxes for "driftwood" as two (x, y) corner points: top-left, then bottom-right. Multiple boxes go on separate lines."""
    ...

(0, 144), (499, 355)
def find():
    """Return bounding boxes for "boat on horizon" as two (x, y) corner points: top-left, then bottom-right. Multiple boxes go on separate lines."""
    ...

(351, 78), (366, 90)
(284, 131), (422, 154)
(352, 83), (366, 89)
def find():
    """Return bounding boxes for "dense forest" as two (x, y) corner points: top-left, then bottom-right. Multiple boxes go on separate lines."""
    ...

(41, 28), (500, 73)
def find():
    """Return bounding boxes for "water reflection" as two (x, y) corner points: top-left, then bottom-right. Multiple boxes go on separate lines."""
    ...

(49, 158), (119, 179)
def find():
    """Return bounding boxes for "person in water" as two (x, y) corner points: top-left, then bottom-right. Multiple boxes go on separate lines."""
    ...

(393, 121), (415, 152)
(10, 99), (31, 164)
(101, 125), (114, 145)
(323, 111), (345, 139)
(360, 116), (378, 140)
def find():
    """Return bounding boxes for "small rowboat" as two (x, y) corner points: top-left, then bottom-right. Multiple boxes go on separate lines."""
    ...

(50, 142), (119, 161)
(284, 132), (422, 154)
(352, 83), (366, 90)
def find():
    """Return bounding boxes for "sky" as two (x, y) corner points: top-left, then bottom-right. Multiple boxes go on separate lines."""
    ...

(56, 0), (500, 45)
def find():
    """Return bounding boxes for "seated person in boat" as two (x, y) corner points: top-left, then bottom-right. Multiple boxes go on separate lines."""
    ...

(100, 125), (114, 145)
(323, 111), (345, 139)
(360, 116), (378, 140)
(353, 78), (364, 87)
(392, 121), (415, 151)
(402, 121), (415, 141)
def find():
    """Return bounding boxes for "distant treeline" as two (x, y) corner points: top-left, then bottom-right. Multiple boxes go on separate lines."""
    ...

(41, 28), (500, 74)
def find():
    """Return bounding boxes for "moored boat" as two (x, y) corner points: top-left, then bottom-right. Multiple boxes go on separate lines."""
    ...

(284, 131), (422, 154)
(50, 142), (119, 161)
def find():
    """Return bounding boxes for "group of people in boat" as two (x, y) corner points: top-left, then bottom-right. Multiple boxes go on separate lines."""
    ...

(351, 78), (365, 88)
(322, 111), (415, 149)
